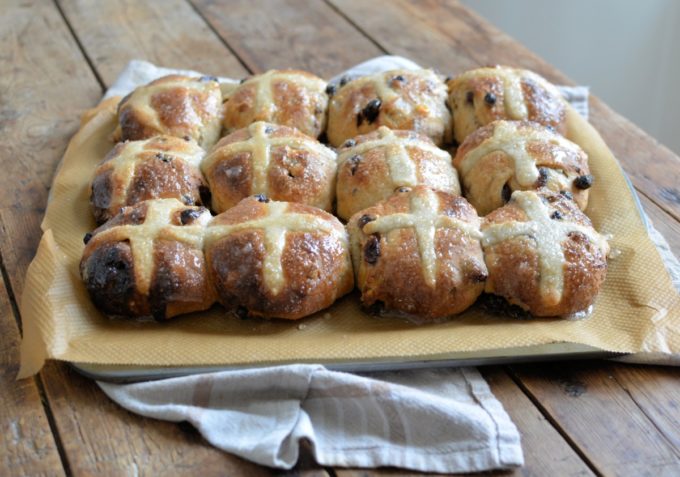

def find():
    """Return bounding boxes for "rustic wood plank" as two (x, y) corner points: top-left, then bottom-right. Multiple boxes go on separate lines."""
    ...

(481, 367), (594, 476)
(328, 0), (680, 223)
(0, 275), (65, 476)
(57, 0), (249, 86)
(510, 361), (680, 476)
(0, 0), (102, 298)
(609, 364), (680, 451)
(192, 0), (384, 78)
(40, 362), (274, 476)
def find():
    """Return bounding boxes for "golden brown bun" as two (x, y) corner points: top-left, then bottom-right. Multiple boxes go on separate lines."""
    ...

(482, 190), (609, 317)
(327, 69), (451, 147)
(223, 69), (328, 138)
(80, 199), (215, 320)
(205, 196), (354, 320)
(202, 122), (337, 213)
(454, 120), (591, 216)
(447, 66), (566, 144)
(90, 135), (208, 224)
(347, 186), (486, 320)
(116, 75), (223, 149)
(336, 126), (461, 220)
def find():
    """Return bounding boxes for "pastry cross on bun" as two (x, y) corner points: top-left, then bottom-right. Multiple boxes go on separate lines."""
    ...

(347, 186), (486, 320)
(482, 190), (609, 317)
(116, 75), (223, 149)
(447, 66), (566, 144)
(90, 135), (208, 224)
(327, 69), (451, 147)
(80, 198), (214, 320)
(223, 69), (328, 138)
(454, 120), (591, 215)
(336, 126), (460, 220)
(202, 121), (337, 213)
(205, 196), (353, 320)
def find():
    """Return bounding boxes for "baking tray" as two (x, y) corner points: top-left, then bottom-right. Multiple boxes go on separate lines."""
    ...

(72, 344), (620, 383)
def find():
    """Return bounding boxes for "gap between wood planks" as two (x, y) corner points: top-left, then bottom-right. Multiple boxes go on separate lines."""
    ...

(35, 0), (678, 474)
(503, 366), (601, 476)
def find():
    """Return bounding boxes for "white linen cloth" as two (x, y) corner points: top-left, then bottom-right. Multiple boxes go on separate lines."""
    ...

(100, 365), (522, 472)
(97, 56), (680, 472)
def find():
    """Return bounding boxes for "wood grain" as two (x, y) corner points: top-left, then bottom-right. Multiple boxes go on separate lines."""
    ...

(481, 367), (594, 476)
(192, 0), (384, 77)
(329, 0), (680, 223)
(58, 0), (249, 86)
(40, 361), (274, 476)
(0, 0), (102, 298)
(0, 277), (65, 476)
(510, 361), (680, 476)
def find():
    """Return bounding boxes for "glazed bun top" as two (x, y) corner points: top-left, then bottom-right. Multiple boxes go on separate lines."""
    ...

(223, 69), (328, 138)
(327, 69), (451, 147)
(454, 120), (591, 215)
(447, 66), (566, 144)
(202, 121), (337, 213)
(482, 190), (609, 316)
(116, 75), (223, 149)
(90, 135), (208, 224)
(335, 126), (460, 220)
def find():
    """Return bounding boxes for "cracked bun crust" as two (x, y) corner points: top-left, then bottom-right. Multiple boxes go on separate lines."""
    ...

(347, 186), (486, 320)
(202, 122), (337, 213)
(80, 199), (215, 320)
(223, 69), (328, 138)
(90, 135), (208, 224)
(482, 190), (609, 317)
(454, 120), (591, 216)
(327, 69), (451, 147)
(447, 66), (566, 144)
(116, 75), (223, 149)
(336, 126), (461, 220)
(205, 196), (354, 320)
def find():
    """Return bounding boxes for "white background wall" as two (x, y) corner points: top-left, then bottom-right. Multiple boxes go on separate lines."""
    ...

(461, 0), (680, 155)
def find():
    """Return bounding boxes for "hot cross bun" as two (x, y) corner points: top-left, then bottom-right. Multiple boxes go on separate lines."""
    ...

(116, 75), (223, 149)
(447, 66), (566, 144)
(336, 126), (461, 220)
(482, 190), (609, 317)
(80, 199), (215, 320)
(90, 135), (209, 224)
(454, 120), (591, 215)
(327, 69), (451, 147)
(205, 196), (354, 320)
(347, 186), (486, 320)
(202, 122), (337, 213)
(223, 69), (328, 138)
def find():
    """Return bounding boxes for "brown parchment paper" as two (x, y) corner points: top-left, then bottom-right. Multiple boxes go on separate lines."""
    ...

(18, 99), (680, 377)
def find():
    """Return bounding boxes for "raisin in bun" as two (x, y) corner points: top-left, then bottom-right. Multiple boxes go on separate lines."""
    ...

(447, 66), (566, 144)
(223, 69), (328, 138)
(90, 135), (208, 224)
(205, 196), (353, 320)
(454, 120), (591, 216)
(80, 199), (215, 320)
(116, 75), (223, 149)
(327, 69), (451, 147)
(347, 186), (486, 320)
(202, 122), (337, 213)
(336, 126), (461, 220)
(482, 190), (609, 317)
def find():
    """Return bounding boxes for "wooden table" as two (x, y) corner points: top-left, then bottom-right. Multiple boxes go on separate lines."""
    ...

(2, 1), (679, 475)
